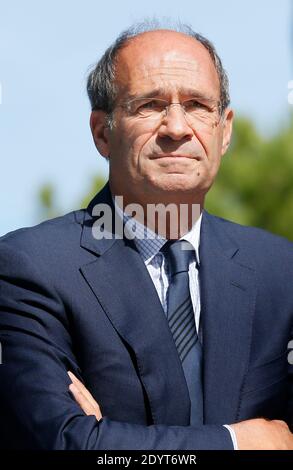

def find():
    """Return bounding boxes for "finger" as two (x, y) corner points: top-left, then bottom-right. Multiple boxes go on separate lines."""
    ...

(274, 420), (289, 429)
(69, 383), (98, 417)
(67, 371), (101, 412)
(69, 383), (102, 421)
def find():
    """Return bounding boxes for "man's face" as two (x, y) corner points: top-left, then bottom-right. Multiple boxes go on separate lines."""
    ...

(91, 30), (233, 207)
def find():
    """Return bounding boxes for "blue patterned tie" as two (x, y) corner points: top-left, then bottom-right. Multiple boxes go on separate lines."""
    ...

(162, 239), (203, 424)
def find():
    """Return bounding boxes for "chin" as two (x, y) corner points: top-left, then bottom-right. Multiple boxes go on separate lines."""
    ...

(149, 174), (201, 194)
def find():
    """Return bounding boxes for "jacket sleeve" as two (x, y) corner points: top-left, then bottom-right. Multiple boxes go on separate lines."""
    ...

(0, 239), (233, 450)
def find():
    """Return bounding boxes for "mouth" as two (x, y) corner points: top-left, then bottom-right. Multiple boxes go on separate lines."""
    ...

(151, 154), (200, 161)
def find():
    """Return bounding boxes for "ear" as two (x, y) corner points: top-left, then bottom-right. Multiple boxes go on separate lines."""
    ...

(221, 108), (234, 156)
(90, 111), (110, 158)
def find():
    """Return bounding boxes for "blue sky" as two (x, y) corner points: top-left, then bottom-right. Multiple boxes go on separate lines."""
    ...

(0, 0), (292, 235)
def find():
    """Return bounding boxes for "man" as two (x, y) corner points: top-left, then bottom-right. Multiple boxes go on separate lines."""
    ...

(0, 22), (293, 450)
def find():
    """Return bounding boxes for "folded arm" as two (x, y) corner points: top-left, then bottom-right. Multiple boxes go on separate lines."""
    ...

(0, 240), (232, 450)
(1, 240), (292, 450)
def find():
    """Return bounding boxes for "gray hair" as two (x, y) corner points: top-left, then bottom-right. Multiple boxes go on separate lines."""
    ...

(87, 20), (230, 126)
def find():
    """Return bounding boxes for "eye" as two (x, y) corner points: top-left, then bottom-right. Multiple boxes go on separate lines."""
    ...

(183, 100), (207, 111)
(136, 99), (165, 113)
(140, 100), (157, 109)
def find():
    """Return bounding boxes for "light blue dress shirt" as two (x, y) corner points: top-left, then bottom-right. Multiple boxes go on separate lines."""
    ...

(113, 196), (238, 450)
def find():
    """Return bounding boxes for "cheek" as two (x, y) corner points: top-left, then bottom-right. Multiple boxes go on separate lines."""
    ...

(109, 125), (155, 174)
(200, 128), (223, 163)
(122, 125), (155, 162)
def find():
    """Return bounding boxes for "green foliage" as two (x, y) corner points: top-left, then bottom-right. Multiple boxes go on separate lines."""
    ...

(38, 116), (293, 241)
(206, 116), (293, 240)
(80, 176), (108, 208)
(38, 183), (59, 220)
(39, 184), (54, 210)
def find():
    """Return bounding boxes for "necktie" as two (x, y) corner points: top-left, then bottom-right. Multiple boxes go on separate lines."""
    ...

(162, 239), (203, 424)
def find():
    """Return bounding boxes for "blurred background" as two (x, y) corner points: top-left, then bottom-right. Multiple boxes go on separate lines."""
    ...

(1, 0), (293, 239)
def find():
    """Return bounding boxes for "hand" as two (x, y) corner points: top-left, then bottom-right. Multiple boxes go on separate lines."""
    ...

(68, 371), (102, 421)
(230, 418), (293, 450)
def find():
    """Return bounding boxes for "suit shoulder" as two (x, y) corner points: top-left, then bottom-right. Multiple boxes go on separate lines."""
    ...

(0, 209), (85, 254)
(208, 213), (293, 255)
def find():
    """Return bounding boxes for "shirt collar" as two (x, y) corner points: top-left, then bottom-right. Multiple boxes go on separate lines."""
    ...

(112, 194), (202, 265)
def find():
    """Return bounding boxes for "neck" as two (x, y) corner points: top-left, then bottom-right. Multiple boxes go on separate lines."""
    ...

(111, 185), (204, 240)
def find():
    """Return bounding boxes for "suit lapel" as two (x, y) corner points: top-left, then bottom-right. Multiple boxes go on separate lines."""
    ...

(80, 186), (257, 425)
(199, 212), (257, 424)
(80, 184), (191, 425)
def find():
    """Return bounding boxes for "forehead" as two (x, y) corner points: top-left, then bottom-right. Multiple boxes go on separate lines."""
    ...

(115, 30), (220, 99)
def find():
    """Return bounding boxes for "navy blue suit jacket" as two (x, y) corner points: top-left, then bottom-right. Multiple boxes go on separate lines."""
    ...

(0, 183), (292, 449)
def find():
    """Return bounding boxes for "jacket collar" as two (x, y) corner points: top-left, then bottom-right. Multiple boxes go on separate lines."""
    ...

(80, 183), (256, 424)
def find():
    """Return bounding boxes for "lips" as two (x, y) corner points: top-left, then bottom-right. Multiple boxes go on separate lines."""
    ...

(151, 154), (200, 161)
(151, 154), (200, 160)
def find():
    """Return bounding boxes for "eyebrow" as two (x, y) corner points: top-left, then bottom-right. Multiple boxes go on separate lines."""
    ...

(126, 88), (217, 103)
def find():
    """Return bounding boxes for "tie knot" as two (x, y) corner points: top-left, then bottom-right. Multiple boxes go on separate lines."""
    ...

(161, 239), (194, 276)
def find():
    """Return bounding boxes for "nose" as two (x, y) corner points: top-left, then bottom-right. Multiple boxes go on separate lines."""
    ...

(157, 104), (193, 141)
